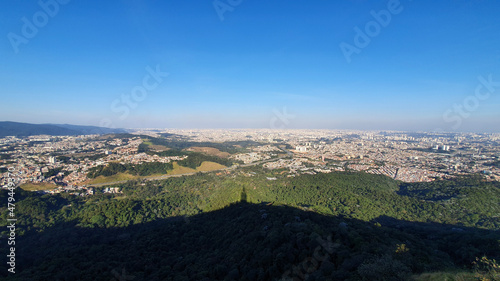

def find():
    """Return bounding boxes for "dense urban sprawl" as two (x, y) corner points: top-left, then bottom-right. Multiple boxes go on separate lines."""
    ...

(1, 130), (499, 195)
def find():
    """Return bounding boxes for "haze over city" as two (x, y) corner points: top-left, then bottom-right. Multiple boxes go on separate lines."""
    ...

(1, 0), (499, 131)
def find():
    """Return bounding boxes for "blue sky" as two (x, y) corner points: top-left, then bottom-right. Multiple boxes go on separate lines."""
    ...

(1, 0), (499, 131)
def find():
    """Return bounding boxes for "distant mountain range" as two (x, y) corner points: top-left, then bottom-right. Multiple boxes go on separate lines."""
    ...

(0, 121), (127, 137)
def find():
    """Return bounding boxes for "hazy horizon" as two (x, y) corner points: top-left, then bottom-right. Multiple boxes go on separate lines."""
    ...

(2, 1), (499, 133)
(2, 120), (500, 134)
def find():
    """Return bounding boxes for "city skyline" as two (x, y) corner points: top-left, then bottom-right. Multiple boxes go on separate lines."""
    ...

(1, 0), (500, 132)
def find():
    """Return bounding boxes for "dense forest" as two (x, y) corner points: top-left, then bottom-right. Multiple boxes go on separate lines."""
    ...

(86, 151), (233, 179)
(1, 170), (499, 280)
(138, 136), (258, 154)
(87, 162), (174, 178)
(176, 152), (233, 169)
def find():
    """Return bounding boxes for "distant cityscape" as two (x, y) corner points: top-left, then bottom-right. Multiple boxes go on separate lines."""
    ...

(1, 129), (499, 196)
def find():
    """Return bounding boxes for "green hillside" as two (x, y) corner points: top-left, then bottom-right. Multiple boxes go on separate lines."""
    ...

(1, 170), (499, 280)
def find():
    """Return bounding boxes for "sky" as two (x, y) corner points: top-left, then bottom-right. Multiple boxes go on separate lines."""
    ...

(1, 0), (499, 132)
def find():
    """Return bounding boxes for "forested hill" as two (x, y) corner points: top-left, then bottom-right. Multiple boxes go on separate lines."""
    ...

(1, 170), (499, 280)
(0, 121), (126, 137)
(3, 201), (500, 281)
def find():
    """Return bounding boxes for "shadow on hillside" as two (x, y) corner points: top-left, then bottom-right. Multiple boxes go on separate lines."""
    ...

(3, 202), (500, 281)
